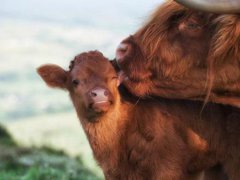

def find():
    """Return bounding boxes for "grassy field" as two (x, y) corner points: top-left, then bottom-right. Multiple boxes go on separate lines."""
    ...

(2, 112), (103, 179)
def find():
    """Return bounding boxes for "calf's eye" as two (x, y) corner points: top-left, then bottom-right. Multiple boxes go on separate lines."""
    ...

(72, 79), (80, 86)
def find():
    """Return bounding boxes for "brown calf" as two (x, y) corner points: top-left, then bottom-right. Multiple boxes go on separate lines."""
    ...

(37, 51), (239, 180)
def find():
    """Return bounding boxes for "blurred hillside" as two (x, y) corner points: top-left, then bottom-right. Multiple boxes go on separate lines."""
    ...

(5, 112), (102, 175)
(0, 124), (101, 180)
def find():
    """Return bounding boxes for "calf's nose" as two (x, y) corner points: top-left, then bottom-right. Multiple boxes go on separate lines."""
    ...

(89, 88), (110, 103)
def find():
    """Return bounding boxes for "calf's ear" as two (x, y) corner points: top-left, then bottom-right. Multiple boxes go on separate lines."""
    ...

(37, 64), (68, 89)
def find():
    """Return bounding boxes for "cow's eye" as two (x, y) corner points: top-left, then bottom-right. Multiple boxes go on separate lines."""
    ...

(187, 23), (201, 29)
(72, 79), (80, 86)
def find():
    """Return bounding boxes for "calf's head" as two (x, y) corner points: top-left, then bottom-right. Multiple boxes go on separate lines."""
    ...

(37, 51), (120, 122)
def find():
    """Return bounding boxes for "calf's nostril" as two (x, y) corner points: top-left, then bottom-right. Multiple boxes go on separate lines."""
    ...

(104, 90), (109, 97)
(90, 92), (97, 97)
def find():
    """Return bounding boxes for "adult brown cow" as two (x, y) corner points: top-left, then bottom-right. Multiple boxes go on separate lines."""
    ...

(114, 0), (240, 107)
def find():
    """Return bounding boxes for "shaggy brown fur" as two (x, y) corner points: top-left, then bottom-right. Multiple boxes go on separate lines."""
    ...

(37, 51), (240, 180)
(115, 0), (240, 107)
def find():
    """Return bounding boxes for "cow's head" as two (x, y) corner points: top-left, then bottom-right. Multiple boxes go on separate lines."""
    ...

(115, 0), (240, 105)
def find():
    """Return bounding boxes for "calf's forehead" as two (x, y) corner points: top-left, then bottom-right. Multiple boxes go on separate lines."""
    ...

(71, 59), (116, 79)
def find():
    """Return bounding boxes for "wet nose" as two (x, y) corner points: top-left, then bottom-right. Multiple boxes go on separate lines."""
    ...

(89, 88), (110, 103)
(116, 43), (129, 62)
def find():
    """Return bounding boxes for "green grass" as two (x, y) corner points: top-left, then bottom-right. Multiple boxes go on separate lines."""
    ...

(0, 124), (102, 180)
(0, 150), (101, 180)
(4, 112), (102, 173)
(0, 125), (16, 146)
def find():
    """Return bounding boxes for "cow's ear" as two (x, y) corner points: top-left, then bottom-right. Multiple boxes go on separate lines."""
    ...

(37, 64), (68, 89)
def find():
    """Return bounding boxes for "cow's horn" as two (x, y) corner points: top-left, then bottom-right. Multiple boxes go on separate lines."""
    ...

(175, 0), (240, 13)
